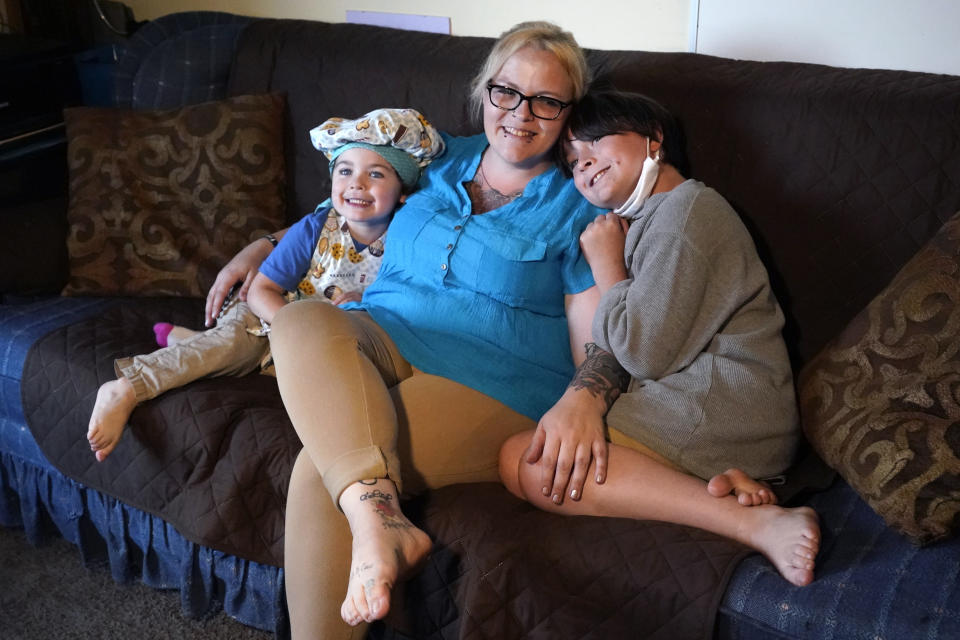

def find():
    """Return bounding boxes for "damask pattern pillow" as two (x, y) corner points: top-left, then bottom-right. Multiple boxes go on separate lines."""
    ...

(62, 93), (286, 298)
(799, 210), (960, 545)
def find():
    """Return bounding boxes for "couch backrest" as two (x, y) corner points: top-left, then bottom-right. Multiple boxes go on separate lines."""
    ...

(114, 11), (252, 109)
(227, 18), (960, 366)
(228, 20), (490, 223)
(593, 51), (960, 366)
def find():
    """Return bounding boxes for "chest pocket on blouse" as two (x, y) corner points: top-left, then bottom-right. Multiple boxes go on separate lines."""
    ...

(473, 231), (559, 311)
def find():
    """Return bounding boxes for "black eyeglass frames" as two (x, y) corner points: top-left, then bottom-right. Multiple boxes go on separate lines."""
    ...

(486, 84), (571, 120)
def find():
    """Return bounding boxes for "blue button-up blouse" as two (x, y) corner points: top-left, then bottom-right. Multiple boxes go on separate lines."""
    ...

(349, 133), (601, 420)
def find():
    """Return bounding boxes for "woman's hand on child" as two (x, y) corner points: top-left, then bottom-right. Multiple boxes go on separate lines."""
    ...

(205, 235), (281, 326)
(580, 213), (629, 292)
(526, 386), (609, 506)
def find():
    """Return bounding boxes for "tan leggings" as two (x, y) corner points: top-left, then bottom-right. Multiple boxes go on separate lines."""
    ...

(269, 300), (535, 639)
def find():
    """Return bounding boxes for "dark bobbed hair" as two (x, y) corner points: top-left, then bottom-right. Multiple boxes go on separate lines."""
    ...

(560, 89), (688, 177)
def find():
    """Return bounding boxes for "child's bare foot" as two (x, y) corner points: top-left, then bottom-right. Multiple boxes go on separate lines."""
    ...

(153, 323), (198, 347)
(741, 505), (820, 586)
(708, 468), (777, 505)
(87, 377), (137, 462)
(338, 479), (432, 626)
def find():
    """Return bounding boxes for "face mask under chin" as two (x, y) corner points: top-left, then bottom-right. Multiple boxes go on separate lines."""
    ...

(613, 137), (660, 219)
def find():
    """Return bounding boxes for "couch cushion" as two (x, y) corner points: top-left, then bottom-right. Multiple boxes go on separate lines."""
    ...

(0, 297), (113, 468)
(61, 93), (286, 298)
(719, 477), (960, 638)
(373, 483), (752, 640)
(21, 299), (754, 635)
(799, 210), (960, 545)
(21, 298), (299, 565)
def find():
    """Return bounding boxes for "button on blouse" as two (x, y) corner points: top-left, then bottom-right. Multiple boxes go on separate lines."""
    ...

(348, 133), (603, 420)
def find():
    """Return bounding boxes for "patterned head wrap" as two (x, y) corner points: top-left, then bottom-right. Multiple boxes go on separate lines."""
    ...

(310, 107), (445, 189)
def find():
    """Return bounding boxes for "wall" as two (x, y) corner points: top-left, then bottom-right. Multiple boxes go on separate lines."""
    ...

(122, 0), (960, 76)
(121, 0), (692, 52)
(694, 0), (960, 76)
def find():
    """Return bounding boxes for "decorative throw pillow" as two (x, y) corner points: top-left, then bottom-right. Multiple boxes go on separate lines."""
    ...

(62, 93), (286, 298)
(799, 210), (960, 545)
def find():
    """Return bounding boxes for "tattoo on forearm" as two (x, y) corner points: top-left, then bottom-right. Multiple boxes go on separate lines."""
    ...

(570, 343), (631, 409)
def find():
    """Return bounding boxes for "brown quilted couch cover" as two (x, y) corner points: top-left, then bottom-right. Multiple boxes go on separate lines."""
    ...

(22, 297), (750, 638)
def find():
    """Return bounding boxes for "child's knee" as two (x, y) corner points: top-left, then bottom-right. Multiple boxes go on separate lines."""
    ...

(498, 431), (534, 499)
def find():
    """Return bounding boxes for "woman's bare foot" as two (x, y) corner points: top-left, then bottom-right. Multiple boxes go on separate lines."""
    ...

(708, 468), (777, 505)
(741, 505), (820, 586)
(87, 377), (137, 462)
(338, 478), (432, 626)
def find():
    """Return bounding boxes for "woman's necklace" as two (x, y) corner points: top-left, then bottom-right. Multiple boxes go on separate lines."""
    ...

(477, 160), (523, 199)
(467, 155), (523, 214)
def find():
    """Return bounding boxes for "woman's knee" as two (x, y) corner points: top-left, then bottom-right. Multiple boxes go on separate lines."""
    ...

(272, 299), (341, 337)
(270, 301), (360, 367)
(498, 430), (535, 500)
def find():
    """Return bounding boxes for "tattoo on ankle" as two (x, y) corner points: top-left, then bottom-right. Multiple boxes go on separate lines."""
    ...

(367, 494), (411, 530)
(570, 343), (631, 409)
(360, 489), (393, 503)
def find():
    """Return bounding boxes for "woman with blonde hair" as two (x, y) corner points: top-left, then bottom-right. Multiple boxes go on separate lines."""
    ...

(213, 21), (605, 638)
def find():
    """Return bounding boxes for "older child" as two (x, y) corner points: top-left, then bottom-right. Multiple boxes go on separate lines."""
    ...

(87, 107), (444, 462)
(499, 90), (820, 587)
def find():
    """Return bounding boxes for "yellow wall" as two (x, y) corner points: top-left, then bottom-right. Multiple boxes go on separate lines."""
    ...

(121, 0), (692, 52)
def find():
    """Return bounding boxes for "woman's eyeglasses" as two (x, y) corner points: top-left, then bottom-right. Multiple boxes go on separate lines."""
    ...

(486, 84), (570, 120)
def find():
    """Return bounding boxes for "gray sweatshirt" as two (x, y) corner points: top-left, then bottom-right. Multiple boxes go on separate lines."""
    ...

(593, 179), (799, 479)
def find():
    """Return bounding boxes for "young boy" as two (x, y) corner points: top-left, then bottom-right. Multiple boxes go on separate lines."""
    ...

(499, 90), (820, 588)
(87, 107), (445, 462)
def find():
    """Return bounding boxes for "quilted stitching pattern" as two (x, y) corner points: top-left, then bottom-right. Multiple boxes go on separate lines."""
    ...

(1, 297), (112, 467)
(21, 298), (750, 634)
(21, 298), (300, 566)
(371, 484), (751, 640)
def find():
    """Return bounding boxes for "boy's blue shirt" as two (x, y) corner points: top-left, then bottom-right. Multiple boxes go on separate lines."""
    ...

(258, 205), (333, 292)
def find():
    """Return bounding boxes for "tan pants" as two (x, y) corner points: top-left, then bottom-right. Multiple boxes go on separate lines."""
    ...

(115, 299), (269, 402)
(268, 300), (535, 639)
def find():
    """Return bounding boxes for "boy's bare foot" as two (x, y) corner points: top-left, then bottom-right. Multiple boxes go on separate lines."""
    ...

(741, 505), (820, 587)
(87, 377), (137, 462)
(708, 468), (777, 505)
(339, 479), (432, 626)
